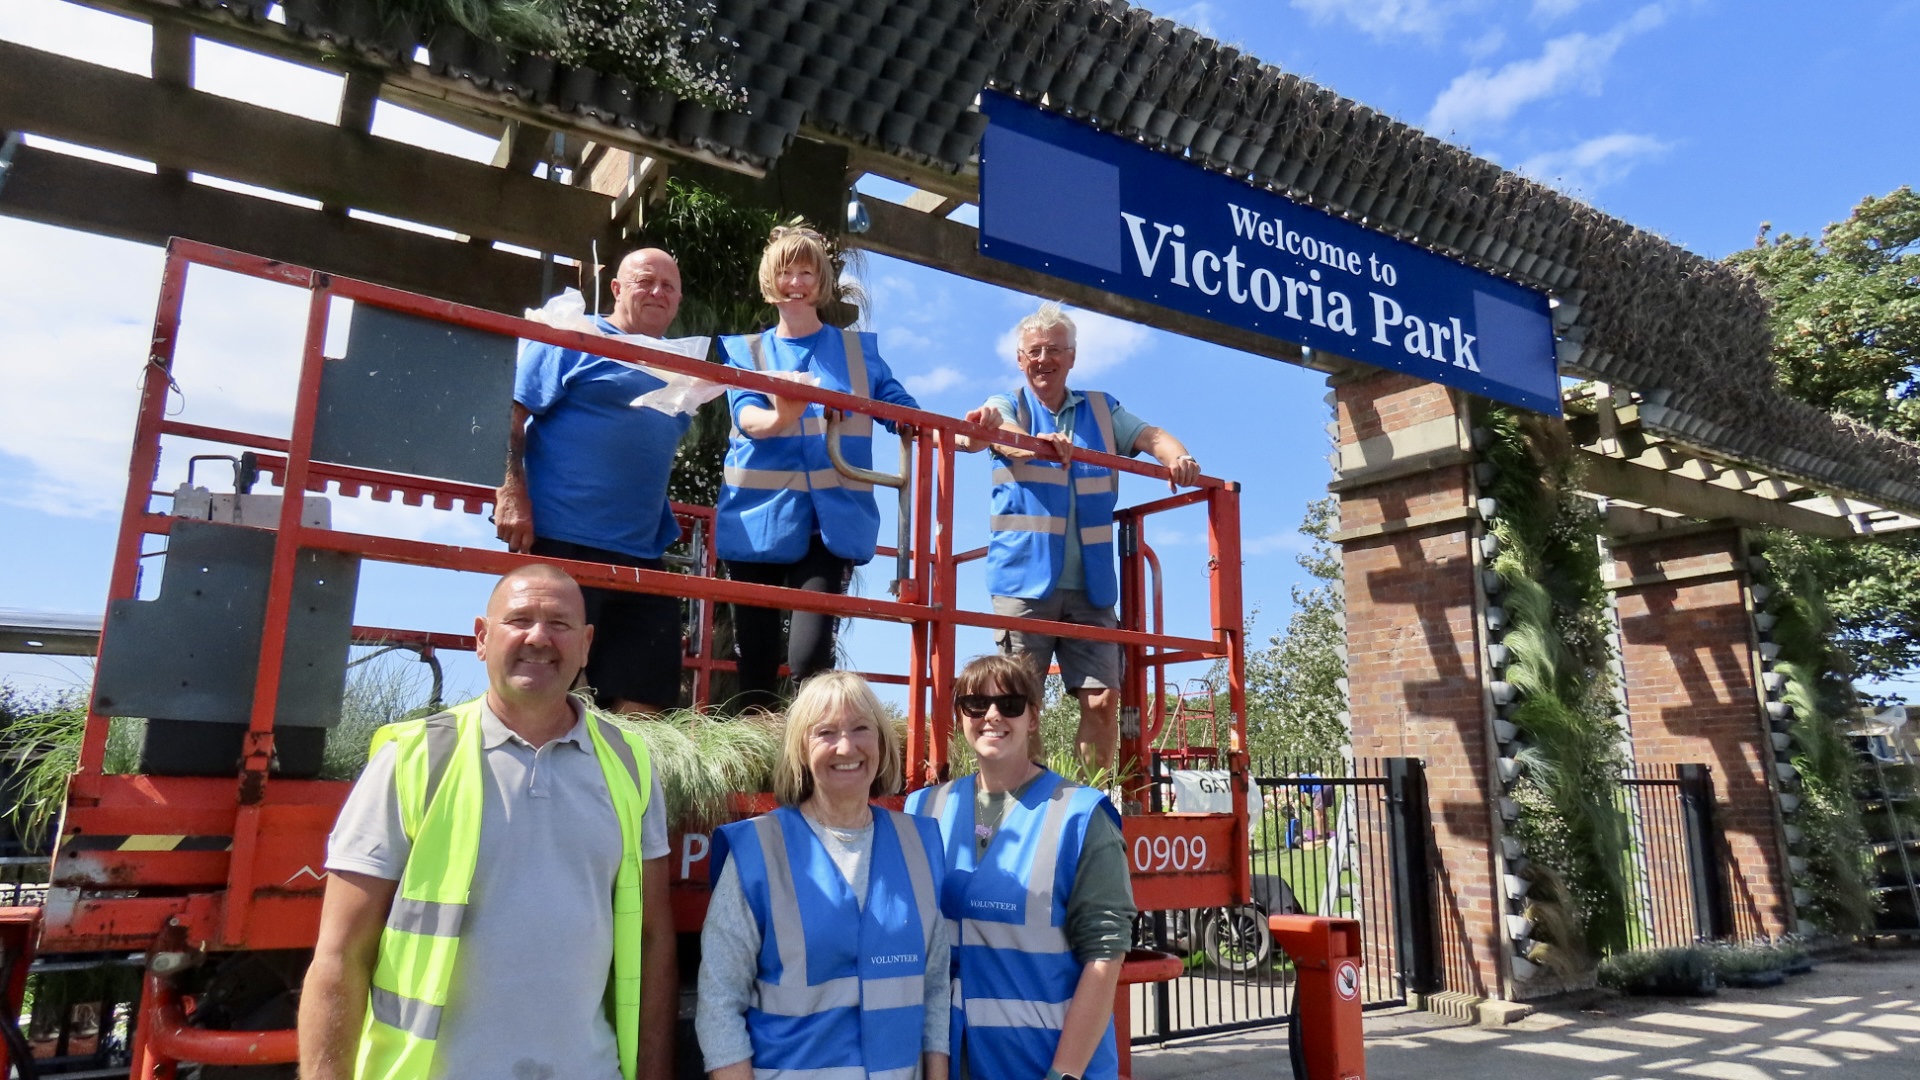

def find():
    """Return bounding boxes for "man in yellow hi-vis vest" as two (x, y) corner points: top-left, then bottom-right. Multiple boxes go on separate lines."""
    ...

(298, 565), (676, 1080)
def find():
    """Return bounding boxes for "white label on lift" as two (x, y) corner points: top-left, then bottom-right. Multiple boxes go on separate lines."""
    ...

(1335, 960), (1360, 1000)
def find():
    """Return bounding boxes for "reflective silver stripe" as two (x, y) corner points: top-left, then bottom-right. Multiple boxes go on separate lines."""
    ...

(800, 416), (829, 436)
(420, 709), (461, 812)
(723, 467), (872, 494)
(753, 814), (812, 998)
(967, 996), (1067, 1030)
(754, 975), (860, 1016)
(594, 716), (645, 798)
(992, 465), (1069, 487)
(989, 514), (1066, 535)
(840, 330), (872, 403)
(726, 466), (810, 491)
(1025, 785), (1080, 926)
(862, 974), (924, 1011)
(923, 782), (953, 822)
(752, 1067), (868, 1080)
(962, 919), (1070, 955)
(811, 468), (873, 494)
(1079, 524), (1114, 545)
(747, 334), (769, 371)
(868, 1066), (917, 1080)
(951, 975), (963, 1006)
(1075, 475), (1115, 496)
(1085, 391), (1120, 456)
(386, 896), (464, 938)
(888, 810), (939, 944)
(370, 986), (442, 1040)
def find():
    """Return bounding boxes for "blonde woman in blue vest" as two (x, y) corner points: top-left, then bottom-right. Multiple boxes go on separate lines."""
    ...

(717, 225), (920, 712)
(696, 671), (950, 1079)
(907, 655), (1138, 1080)
(300, 565), (675, 1080)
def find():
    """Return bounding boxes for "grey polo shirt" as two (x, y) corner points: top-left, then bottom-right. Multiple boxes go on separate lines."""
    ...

(327, 699), (670, 1080)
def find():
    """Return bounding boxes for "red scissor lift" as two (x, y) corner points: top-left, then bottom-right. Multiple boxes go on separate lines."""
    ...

(5, 240), (1319, 1078)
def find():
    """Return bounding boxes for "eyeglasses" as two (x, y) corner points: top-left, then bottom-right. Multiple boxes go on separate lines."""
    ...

(957, 693), (1030, 719)
(1019, 344), (1072, 362)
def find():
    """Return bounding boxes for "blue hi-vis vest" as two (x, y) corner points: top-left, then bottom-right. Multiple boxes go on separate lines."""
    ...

(717, 328), (881, 565)
(711, 804), (945, 1080)
(906, 771), (1121, 1080)
(986, 388), (1122, 608)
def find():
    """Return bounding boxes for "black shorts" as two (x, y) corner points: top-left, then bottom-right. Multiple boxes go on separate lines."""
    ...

(528, 538), (685, 710)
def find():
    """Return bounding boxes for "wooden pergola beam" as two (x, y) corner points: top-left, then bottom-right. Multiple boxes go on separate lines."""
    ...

(0, 39), (608, 258)
(0, 144), (566, 313)
(1579, 451), (1857, 539)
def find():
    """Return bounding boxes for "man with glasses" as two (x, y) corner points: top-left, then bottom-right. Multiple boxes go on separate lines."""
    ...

(494, 249), (691, 715)
(960, 301), (1201, 773)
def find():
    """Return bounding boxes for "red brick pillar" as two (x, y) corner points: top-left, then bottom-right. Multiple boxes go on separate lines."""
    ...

(1611, 528), (1794, 938)
(1333, 371), (1506, 1001)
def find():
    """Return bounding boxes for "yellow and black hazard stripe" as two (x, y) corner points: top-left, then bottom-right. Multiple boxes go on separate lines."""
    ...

(61, 834), (234, 852)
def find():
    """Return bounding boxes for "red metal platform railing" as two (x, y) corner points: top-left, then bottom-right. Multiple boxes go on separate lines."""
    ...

(48, 238), (1252, 1071)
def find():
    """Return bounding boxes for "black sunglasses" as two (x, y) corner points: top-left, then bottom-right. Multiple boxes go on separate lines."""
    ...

(957, 693), (1029, 719)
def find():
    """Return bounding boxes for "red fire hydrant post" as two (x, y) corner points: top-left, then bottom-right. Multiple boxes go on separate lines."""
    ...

(1268, 915), (1367, 1080)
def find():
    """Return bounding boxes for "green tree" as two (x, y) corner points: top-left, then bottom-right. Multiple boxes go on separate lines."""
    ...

(1235, 496), (1350, 764)
(1727, 188), (1920, 683)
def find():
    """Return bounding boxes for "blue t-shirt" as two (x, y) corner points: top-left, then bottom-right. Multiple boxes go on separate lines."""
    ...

(514, 315), (693, 560)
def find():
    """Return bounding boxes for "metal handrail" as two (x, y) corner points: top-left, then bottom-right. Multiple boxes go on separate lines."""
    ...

(827, 414), (914, 596)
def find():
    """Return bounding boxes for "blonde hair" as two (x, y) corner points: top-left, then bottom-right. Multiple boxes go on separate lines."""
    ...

(1013, 300), (1077, 349)
(774, 671), (903, 805)
(757, 224), (838, 311)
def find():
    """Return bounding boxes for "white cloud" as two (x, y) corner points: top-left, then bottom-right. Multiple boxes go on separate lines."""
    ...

(1518, 132), (1673, 195)
(1531, 0), (1590, 19)
(903, 365), (967, 397)
(1159, 3), (1223, 37)
(1290, 0), (1455, 40)
(1462, 26), (1507, 60)
(1425, 5), (1667, 134)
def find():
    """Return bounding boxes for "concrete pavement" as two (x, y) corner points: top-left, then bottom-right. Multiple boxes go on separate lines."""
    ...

(1130, 947), (1920, 1080)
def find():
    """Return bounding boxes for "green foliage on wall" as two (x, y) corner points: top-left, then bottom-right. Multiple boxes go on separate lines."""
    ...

(1757, 536), (1876, 933)
(1482, 406), (1633, 966)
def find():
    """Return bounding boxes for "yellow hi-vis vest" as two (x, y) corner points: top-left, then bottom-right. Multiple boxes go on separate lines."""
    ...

(353, 697), (653, 1080)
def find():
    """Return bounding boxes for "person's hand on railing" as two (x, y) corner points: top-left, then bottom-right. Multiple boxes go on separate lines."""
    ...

(1165, 453), (1201, 490)
(737, 392), (810, 438)
(493, 481), (535, 553)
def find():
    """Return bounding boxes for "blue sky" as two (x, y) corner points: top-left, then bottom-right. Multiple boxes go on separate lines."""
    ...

(2, 0), (1917, 706)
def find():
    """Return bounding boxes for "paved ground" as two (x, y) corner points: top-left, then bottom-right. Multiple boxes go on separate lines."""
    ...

(1130, 946), (1920, 1080)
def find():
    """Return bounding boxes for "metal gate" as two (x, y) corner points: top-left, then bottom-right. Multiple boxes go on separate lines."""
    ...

(1130, 756), (1434, 1044)
(1619, 764), (1726, 948)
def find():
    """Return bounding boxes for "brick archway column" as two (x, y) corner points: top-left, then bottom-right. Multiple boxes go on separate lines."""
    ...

(1333, 370), (1507, 1002)
(1610, 527), (1795, 938)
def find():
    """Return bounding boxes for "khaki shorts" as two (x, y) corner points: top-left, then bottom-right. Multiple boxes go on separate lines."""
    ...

(990, 590), (1121, 692)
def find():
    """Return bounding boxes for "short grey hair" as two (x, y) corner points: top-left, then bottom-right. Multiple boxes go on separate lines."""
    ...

(1013, 300), (1076, 349)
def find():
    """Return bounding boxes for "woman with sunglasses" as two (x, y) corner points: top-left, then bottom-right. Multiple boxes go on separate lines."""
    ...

(907, 655), (1137, 1080)
(716, 223), (920, 712)
(697, 671), (950, 1079)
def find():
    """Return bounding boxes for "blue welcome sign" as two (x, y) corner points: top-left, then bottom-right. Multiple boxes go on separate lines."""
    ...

(978, 90), (1560, 416)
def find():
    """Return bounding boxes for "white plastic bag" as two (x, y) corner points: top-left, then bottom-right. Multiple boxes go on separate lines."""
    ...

(519, 289), (721, 417)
